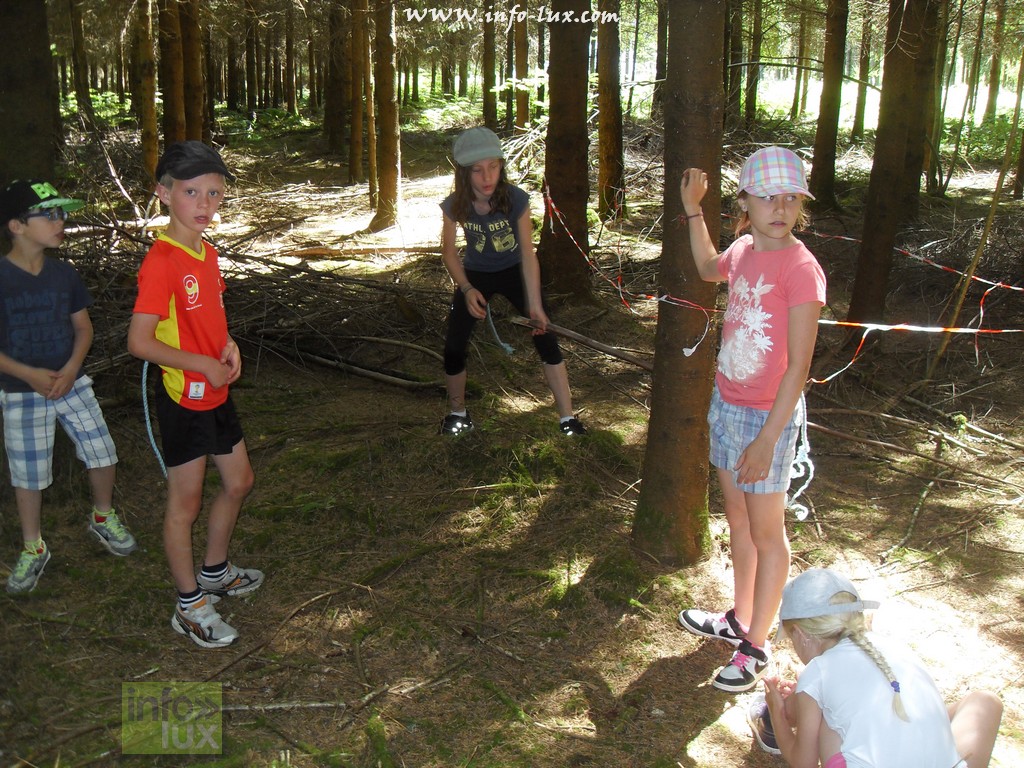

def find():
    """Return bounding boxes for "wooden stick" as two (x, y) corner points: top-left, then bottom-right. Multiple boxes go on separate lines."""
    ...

(510, 316), (653, 371)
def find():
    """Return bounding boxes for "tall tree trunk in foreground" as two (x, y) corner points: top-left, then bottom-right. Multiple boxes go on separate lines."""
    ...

(537, 0), (593, 297)
(633, 0), (724, 564)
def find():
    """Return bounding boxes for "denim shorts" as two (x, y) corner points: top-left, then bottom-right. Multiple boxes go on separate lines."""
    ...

(708, 385), (802, 495)
(1, 375), (118, 490)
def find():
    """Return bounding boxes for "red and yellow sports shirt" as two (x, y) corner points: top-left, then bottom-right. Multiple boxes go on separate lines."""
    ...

(133, 234), (229, 411)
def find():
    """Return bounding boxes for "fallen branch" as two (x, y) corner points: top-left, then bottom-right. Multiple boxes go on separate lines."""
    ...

(221, 690), (386, 713)
(510, 316), (653, 371)
(807, 421), (1023, 494)
(299, 351), (442, 389)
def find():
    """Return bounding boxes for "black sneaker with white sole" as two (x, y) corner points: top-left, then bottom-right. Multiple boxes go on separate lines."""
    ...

(678, 607), (747, 647)
(440, 412), (474, 436)
(712, 638), (771, 693)
(560, 417), (587, 436)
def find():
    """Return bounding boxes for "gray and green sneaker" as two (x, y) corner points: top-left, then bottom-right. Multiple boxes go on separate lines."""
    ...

(88, 508), (138, 556)
(6, 543), (52, 594)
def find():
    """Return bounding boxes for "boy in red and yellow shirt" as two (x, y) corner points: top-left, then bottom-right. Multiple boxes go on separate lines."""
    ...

(128, 141), (262, 648)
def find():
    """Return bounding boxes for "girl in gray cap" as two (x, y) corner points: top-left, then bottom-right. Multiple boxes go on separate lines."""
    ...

(437, 127), (586, 437)
(754, 567), (1002, 768)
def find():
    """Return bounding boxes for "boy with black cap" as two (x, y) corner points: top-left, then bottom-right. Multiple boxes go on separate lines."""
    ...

(0, 180), (137, 594)
(127, 142), (262, 648)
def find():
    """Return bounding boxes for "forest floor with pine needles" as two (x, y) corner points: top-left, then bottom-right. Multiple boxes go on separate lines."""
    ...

(1, 117), (1024, 767)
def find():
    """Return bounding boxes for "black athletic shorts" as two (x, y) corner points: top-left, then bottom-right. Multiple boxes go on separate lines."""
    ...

(154, 383), (245, 467)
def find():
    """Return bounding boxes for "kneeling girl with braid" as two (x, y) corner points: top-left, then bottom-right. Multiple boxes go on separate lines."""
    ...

(759, 568), (1002, 768)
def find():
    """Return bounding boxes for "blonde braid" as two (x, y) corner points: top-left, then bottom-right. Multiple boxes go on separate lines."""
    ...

(845, 626), (909, 721)
(787, 591), (909, 722)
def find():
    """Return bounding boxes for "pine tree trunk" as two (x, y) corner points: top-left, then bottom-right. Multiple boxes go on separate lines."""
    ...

(982, 0), (1006, 123)
(349, 0), (367, 183)
(851, 4), (872, 143)
(365, 16), (378, 208)
(808, 0), (848, 209)
(743, 0), (762, 129)
(535, 22), (546, 120)
(483, 0), (497, 129)
(633, 0), (723, 565)
(901, 0), (940, 217)
(789, 10), (807, 121)
(324, 0), (351, 153)
(651, 0), (666, 119)
(369, 0), (400, 231)
(724, 0), (743, 129)
(538, 0), (593, 297)
(514, 14), (529, 129)
(848, 0), (938, 323)
(135, 0), (159, 179)
(285, 2), (296, 115)
(0, 0), (59, 181)
(69, 0), (97, 127)
(179, 0), (205, 141)
(158, 0), (186, 143)
(245, 0), (258, 114)
(597, 0), (626, 220)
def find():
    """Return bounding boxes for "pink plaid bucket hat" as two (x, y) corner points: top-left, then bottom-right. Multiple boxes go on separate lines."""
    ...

(738, 146), (815, 200)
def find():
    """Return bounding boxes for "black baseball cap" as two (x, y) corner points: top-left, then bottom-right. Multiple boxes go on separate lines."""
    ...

(0, 180), (85, 226)
(156, 141), (235, 182)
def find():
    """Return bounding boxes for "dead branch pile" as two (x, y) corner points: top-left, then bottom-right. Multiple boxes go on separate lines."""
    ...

(65, 221), (451, 391)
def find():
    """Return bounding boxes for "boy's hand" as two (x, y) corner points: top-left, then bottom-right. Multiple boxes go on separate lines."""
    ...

(201, 357), (233, 389)
(680, 168), (709, 212)
(220, 339), (242, 384)
(24, 368), (59, 398)
(47, 367), (77, 400)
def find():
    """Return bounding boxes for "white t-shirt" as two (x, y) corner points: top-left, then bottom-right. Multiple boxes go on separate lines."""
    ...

(796, 636), (964, 768)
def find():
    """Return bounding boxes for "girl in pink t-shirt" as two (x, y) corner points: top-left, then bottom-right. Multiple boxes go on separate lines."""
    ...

(677, 147), (826, 693)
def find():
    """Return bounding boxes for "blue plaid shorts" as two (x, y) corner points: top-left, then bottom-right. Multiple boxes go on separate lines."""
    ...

(0, 375), (118, 490)
(708, 385), (802, 495)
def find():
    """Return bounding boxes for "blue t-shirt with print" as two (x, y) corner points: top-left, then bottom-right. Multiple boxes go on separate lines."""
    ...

(0, 257), (92, 393)
(440, 185), (530, 273)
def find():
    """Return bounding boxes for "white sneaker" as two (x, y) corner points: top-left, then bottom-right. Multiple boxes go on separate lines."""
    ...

(171, 597), (238, 648)
(197, 563), (264, 598)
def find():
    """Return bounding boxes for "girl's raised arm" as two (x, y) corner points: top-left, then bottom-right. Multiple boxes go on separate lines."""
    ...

(680, 168), (726, 282)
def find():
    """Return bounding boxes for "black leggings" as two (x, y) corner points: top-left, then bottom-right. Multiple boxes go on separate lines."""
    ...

(443, 265), (563, 375)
